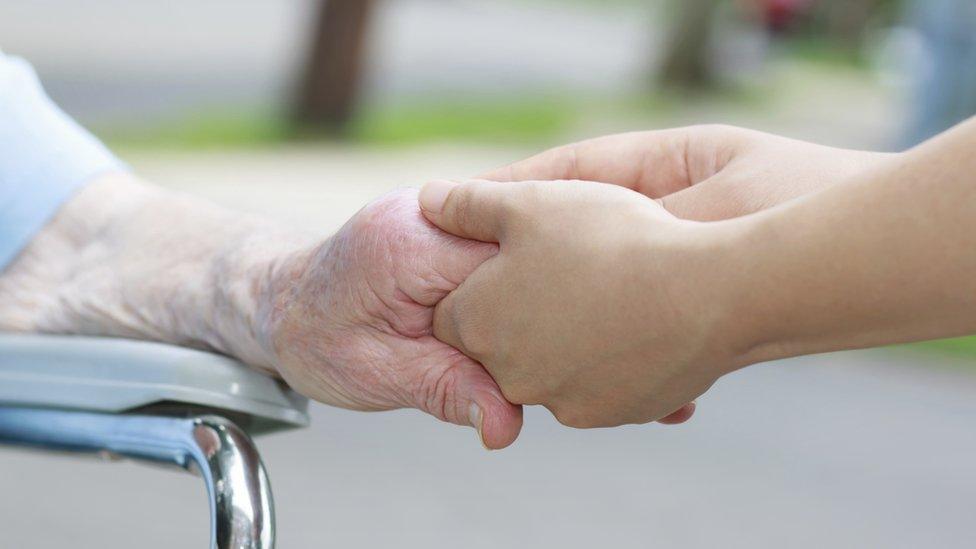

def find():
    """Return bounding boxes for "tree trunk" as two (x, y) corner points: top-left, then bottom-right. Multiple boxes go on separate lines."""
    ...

(293, 0), (376, 135)
(659, 0), (720, 89)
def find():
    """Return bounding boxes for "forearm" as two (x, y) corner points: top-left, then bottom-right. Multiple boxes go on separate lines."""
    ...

(0, 172), (317, 373)
(724, 117), (976, 366)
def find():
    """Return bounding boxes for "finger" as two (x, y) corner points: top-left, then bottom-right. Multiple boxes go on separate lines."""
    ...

(413, 189), (501, 305)
(464, 363), (524, 450)
(480, 126), (749, 198)
(657, 160), (820, 221)
(431, 256), (504, 362)
(655, 172), (749, 221)
(418, 179), (518, 243)
(426, 267), (520, 449)
(429, 236), (498, 287)
(407, 234), (498, 307)
(656, 402), (696, 425)
(418, 344), (523, 449)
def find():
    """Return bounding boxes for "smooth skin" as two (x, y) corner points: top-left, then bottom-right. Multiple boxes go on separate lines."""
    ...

(420, 116), (976, 428)
(481, 124), (891, 221)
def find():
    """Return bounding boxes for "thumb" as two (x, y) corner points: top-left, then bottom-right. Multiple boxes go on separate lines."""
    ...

(418, 346), (523, 450)
(418, 180), (513, 243)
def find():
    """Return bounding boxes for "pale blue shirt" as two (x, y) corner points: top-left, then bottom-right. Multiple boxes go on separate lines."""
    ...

(0, 52), (124, 270)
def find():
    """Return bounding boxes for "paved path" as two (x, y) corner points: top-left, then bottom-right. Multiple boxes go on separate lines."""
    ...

(0, 0), (660, 125)
(3, 350), (975, 548)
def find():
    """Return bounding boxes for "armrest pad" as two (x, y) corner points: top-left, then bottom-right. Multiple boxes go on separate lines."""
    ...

(0, 334), (308, 434)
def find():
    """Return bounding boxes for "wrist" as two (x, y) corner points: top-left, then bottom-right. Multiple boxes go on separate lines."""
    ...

(705, 206), (831, 370)
(709, 137), (976, 364)
(683, 216), (783, 374)
(205, 224), (320, 376)
(631, 214), (764, 378)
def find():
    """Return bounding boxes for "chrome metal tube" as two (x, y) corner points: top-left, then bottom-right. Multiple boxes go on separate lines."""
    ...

(0, 408), (274, 548)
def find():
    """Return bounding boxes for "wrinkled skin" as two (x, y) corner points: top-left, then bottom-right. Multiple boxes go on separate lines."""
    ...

(267, 189), (523, 449)
(0, 179), (522, 449)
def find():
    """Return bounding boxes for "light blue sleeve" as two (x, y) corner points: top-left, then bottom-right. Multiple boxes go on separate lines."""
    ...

(0, 52), (126, 270)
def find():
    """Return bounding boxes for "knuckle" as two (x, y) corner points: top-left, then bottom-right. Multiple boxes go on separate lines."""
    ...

(499, 380), (543, 405)
(693, 123), (737, 136)
(455, 322), (490, 362)
(445, 301), (492, 361)
(492, 354), (553, 406)
(503, 185), (543, 228)
(696, 123), (759, 148)
(552, 406), (597, 429)
(546, 144), (580, 180)
(350, 190), (414, 240)
(409, 359), (464, 423)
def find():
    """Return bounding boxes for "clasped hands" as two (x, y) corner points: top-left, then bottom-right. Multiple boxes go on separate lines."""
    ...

(268, 125), (887, 449)
(3, 52), (969, 454)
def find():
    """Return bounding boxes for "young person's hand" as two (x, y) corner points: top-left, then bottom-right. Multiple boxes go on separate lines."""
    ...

(483, 125), (892, 221)
(419, 179), (737, 427)
(420, 117), (976, 429)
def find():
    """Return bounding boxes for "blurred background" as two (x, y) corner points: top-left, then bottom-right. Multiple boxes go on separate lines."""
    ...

(2, 0), (976, 547)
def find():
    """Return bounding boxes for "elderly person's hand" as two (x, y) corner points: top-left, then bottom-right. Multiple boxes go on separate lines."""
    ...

(0, 177), (523, 448)
(0, 50), (527, 448)
(266, 188), (524, 448)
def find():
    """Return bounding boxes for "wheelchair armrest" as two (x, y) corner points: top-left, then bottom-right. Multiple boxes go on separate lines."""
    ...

(0, 334), (308, 435)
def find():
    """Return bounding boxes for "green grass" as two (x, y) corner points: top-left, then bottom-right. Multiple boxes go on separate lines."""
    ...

(104, 108), (291, 150)
(104, 86), (770, 152)
(105, 94), (576, 150)
(348, 95), (573, 146)
(908, 336), (976, 360)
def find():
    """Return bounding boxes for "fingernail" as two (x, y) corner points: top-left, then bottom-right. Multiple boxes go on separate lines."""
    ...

(419, 180), (458, 214)
(469, 402), (490, 450)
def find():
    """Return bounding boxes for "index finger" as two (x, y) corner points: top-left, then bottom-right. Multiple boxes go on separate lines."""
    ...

(480, 126), (746, 198)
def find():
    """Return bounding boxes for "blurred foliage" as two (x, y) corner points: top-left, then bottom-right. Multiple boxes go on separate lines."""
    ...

(775, 35), (872, 69)
(774, 0), (905, 66)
